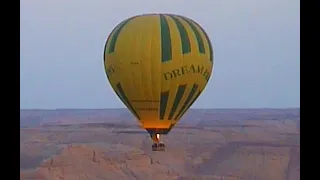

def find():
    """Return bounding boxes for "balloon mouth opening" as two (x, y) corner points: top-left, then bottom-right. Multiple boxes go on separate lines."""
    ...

(145, 124), (175, 135)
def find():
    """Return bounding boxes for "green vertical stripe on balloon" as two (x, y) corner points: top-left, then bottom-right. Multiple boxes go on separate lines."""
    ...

(168, 15), (191, 54)
(160, 91), (169, 120)
(108, 17), (135, 53)
(177, 90), (202, 120)
(160, 15), (172, 62)
(174, 84), (198, 120)
(116, 83), (140, 119)
(178, 15), (206, 54)
(168, 84), (187, 120)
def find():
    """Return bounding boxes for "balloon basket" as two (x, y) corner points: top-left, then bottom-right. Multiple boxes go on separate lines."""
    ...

(152, 142), (165, 151)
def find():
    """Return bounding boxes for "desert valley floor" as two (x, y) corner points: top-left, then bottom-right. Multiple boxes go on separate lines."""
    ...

(20, 108), (300, 180)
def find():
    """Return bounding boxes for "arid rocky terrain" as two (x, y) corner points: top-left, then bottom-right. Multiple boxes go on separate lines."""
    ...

(20, 108), (300, 180)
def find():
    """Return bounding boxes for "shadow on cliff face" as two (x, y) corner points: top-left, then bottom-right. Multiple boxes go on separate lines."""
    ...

(20, 145), (62, 171)
(20, 154), (44, 170)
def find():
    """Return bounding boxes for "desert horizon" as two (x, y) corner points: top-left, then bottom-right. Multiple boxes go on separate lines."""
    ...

(20, 107), (300, 110)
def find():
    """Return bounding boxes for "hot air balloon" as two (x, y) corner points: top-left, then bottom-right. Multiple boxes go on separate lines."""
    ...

(104, 13), (214, 151)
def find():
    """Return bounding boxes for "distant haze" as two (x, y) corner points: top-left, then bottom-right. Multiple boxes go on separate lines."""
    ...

(20, 108), (300, 127)
(20, 0), (300, 109)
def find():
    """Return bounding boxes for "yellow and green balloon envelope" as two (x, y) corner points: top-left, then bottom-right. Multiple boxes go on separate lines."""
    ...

(104, 13), (214, 145)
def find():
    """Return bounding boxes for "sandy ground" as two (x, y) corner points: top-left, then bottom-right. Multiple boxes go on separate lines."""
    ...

(20, 118), (300, 180)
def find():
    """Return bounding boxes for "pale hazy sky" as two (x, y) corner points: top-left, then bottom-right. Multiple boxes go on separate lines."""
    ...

(20, 0), (300, 109)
